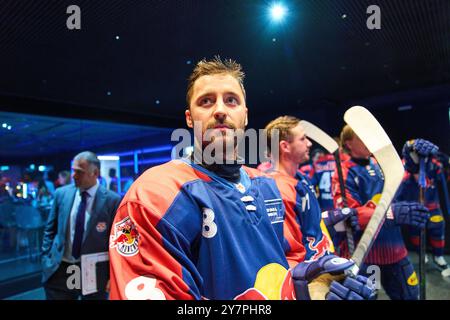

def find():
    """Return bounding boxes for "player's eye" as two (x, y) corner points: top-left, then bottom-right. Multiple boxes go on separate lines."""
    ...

(225, 96), (239, 106)
(199, 97), (214, 106)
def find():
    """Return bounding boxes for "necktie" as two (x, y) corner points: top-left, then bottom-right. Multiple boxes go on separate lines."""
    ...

(72, 191), (88, 259)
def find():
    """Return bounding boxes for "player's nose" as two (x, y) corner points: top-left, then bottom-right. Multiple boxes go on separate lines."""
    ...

(213, 100), (227, 121)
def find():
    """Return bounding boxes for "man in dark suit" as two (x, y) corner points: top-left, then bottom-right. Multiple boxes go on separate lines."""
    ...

(41, 151), (122, 300)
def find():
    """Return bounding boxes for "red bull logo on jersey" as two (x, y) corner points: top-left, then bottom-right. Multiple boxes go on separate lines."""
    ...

(306, 236), (329, 261)
(233, 263), (296, 300)
(110, 216), (140, 257)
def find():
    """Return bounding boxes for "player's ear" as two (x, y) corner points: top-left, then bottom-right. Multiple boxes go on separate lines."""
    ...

(280, 140), (290, 153)
(185, 109), (193, 128)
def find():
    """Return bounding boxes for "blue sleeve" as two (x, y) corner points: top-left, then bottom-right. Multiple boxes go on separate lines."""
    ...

(294, 179), (330, 261)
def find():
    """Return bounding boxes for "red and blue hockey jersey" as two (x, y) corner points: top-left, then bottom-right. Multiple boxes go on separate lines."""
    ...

(332, 157), (408, 265)
(310, 154), (337, 212)
(396, 158), (445, 251)
(109, 160), (298, 300)
(270, 171), (331, 265)
(396, 158), (443, 213)
(298, 162), (314, 180)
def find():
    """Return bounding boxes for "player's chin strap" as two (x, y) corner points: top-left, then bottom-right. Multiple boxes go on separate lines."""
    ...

(292, 255), (355, 300)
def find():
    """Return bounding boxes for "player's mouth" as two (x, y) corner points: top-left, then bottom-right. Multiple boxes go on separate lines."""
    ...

(213, 124), (231, 130)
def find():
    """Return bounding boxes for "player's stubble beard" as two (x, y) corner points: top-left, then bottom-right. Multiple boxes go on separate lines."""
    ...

(193, 119), (244, 165)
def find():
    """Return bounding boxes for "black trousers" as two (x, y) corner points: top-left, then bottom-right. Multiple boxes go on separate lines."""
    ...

(44, 261), (108, 300)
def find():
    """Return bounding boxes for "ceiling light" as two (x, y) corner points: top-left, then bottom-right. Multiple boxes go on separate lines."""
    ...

(270, 3), (287, 22)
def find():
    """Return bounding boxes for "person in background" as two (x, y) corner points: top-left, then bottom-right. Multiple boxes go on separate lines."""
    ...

(397, 139), (450, 275)
(37, 179), (53, 207)
(41, 151), (121, 300)
(56, 170), (71, 188)
(108, 168), (118, 193)
(265, 116), (365, 300)
(333, 125), (429, 299)
(42, 171), (55, 196)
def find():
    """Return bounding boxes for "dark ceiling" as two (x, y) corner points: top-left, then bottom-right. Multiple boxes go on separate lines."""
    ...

(0, 0), (449, 149)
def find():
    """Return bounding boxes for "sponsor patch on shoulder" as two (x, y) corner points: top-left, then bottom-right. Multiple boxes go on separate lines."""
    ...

(110, 216), (140, 257)
(264, 198), (284, 224)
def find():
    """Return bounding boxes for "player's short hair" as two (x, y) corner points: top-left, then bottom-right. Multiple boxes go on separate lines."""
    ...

(186, 56), (246, 108)
(340, 125), (356, 153)
(264, 115), (301, 155)
(73, 151), (101, 173)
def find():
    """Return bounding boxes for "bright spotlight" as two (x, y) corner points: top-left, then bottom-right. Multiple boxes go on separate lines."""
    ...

(270, 3), (287, 22)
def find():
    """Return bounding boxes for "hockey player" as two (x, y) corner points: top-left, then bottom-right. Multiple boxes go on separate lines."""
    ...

(332, 125), (430, 300)
(397, 139), (450, 273)
(259, 131), (358, 253)
(308, 146), (357, 251)
(264, 116), (367, 299)
(109, 58), (375, 300)
(310, 149), (336, 212)
(264, 117), (332, 264)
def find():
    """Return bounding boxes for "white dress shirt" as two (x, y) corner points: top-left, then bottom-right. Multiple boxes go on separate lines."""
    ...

(62, 182), (99, 263)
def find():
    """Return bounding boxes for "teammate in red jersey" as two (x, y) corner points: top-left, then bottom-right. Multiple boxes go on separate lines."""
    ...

(264, 116), (373, 299)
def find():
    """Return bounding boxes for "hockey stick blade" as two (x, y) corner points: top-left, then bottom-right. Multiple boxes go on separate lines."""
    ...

(299, 120), (339, 154)
(344, 106), (405, 275)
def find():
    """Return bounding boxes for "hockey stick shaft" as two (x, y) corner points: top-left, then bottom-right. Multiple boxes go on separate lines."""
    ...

(418, 157), (427, 300)
(348, 144), (400, 271)
(343, 106), (405, 277)
(333, 150), (355, 254)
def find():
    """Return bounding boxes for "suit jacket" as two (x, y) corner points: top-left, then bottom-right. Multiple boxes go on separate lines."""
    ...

(41, 183), (121, 291)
